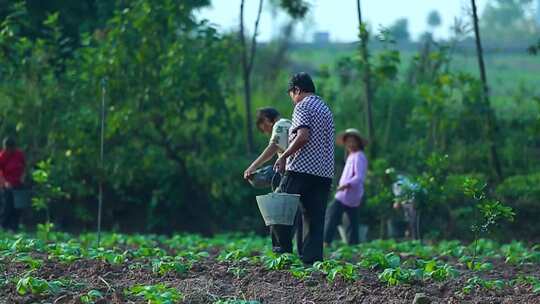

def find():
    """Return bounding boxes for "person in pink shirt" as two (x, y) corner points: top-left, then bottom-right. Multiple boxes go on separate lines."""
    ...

(324, 129), (368, 245)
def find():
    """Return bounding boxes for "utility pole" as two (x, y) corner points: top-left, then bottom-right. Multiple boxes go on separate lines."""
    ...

(97, 78), (106, 247)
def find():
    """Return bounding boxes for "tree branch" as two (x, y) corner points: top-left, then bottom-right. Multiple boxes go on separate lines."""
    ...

(247, 0), (264, 73)
(239, 0), (247, 71)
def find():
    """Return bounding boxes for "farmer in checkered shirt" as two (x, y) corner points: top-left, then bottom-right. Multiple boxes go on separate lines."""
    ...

(274, 72), (335, 264)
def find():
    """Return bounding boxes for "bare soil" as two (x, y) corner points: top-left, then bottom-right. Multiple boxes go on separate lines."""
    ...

(2, 253), (540, 304)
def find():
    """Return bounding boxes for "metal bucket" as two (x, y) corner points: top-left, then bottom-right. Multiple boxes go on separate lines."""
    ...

(247, 165), (274, 189)
(13, 189), (32, 209)
(256, 192), (300, 226)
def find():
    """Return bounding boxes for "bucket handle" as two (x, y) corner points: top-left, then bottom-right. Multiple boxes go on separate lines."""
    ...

(271, 172), (280, 193)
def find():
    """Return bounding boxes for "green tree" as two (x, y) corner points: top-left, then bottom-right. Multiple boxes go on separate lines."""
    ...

(388, 18), (410, 43)
(356, 0), (377, 159)
(0, 0), (121, 56)
(481, 0), (539, 45)
(0, 3), (69, 166)
(72, 0), (243, 233)
(427, 10), (442, 29)
(1, 0), (257, 233)
(422, 11), (442, 44)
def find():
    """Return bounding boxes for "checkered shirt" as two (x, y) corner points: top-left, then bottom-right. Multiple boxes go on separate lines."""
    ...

(286, 95), (335, 178)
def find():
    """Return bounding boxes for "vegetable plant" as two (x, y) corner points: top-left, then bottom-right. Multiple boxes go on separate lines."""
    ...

(462, 276), (506, 294)
(16, 276), (64, 296)
(151, 257), (190, 276)
(314, 259), (358, 282)
(378, 267), (422, 286)
(126, 284), (183, 304)
(80, 290), (105, 304)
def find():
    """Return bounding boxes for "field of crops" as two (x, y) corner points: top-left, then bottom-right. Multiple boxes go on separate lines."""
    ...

(1, 230), (540, 304)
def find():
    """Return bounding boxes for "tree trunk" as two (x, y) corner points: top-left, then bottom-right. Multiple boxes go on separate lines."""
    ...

(470, 0), (503, 181)
(383, 96), (394, 148)
(239, 0), (264, 155)
(356, 0), (376, 159)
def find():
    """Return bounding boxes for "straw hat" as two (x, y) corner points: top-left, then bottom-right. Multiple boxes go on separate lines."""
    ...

(336, 128), (368, 146)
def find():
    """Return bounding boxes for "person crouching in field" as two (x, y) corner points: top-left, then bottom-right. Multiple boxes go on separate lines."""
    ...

(324, 129), (367, 246)
(243, 108), (302, 254)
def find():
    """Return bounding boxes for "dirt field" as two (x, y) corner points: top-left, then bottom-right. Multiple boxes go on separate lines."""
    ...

(2, 246), (540, 304)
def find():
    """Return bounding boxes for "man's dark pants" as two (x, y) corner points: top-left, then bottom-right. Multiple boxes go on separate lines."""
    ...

(323, 199), (359, 245)
(0, 188), (21, 231)
(270, 212), (302, 255)
(271, 171), (332, 264)
(269, 172), (302, 255)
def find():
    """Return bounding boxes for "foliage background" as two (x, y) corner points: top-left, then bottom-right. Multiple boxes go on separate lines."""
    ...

(0, 0), (539, 240)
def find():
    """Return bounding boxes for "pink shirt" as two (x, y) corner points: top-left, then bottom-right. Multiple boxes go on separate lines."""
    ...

(334, 151), (367, 207)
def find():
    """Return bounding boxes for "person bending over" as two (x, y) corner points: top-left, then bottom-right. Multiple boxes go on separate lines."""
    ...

(243, 107), (291, 186)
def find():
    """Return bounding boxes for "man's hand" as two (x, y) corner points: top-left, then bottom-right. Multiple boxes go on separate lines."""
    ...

(273, 157), (286, 174)
(337, 184), (350, 191)
(243, 167), (256, 180)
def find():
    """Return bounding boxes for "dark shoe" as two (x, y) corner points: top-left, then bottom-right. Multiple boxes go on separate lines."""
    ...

(272, 246), (290, 254)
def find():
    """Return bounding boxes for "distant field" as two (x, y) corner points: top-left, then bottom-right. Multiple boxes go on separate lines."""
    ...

(289, 44), (540, 97)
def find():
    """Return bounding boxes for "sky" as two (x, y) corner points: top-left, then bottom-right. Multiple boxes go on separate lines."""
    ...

(197, 0), (494, 42)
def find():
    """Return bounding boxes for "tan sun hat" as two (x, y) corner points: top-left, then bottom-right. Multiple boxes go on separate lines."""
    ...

(336, 128), (368, 146)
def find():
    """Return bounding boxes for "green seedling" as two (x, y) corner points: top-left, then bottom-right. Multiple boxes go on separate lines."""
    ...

(47, 243), (81, 263)
(289, 265), (315, 280)
(15, 255), (43, 270)
(126, 284), (183, 304)
(436, 240), (466, 258)
(80, 290), (104, 304)
(261, 253), (299, 270)
(511, 276), (540, 293)
(217, 249), (252, 263)
(501, 242), (540, 265)
(16, 276), (63, 296)
(314, 259), (358, 282)
(151, 258), (190, 276)
(359, 251), (401, 270)
(227, 266), (247, 279)
(462, 276), (506, 294)
(378, 267), (422, 286)
(458, 256), (493, 271)
(464, 178), (514, 270)
(86, 248), (127, 265)
(417, 259), (458, 281)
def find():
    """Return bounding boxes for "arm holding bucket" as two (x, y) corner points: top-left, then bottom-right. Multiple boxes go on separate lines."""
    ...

(274, 127), (310, 173)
